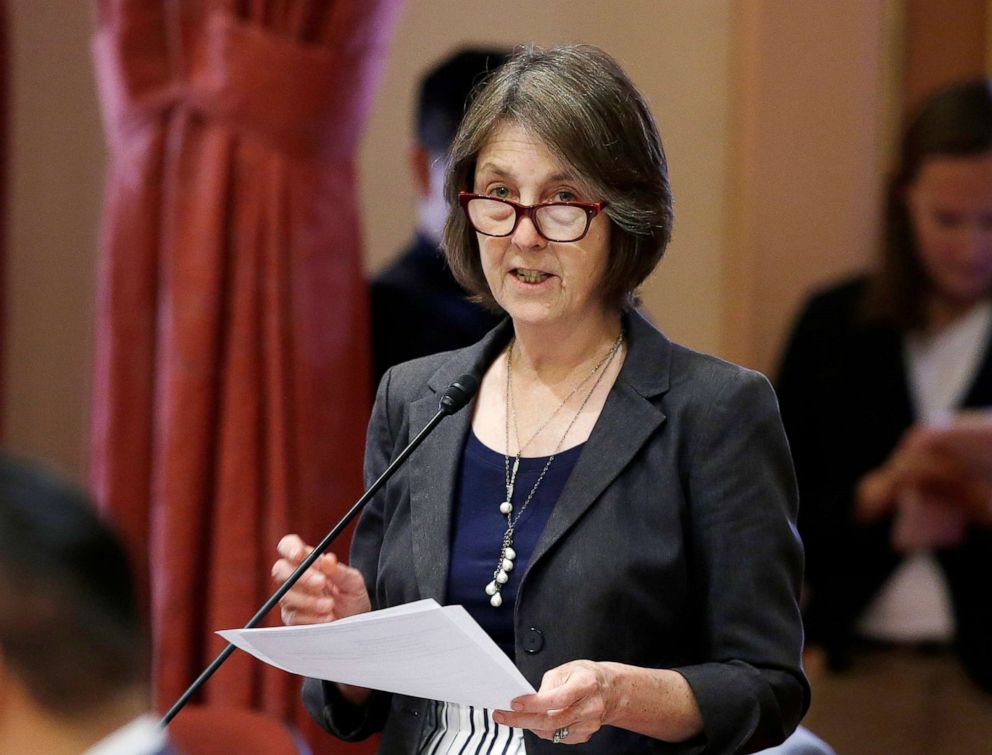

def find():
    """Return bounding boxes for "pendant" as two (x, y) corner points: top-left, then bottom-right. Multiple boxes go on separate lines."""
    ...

(484, 540), (518, 608)
(499, 501), (513, 515)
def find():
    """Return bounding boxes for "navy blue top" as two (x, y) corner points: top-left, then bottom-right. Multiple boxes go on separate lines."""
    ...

(445, 431), (585, 659)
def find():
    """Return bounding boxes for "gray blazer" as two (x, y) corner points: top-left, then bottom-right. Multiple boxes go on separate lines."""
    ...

(304, 311), (809, 754)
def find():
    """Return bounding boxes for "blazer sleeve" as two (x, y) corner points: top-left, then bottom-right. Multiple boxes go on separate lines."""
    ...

(673, 370), (810, 754)
(301, 367), (399, 741)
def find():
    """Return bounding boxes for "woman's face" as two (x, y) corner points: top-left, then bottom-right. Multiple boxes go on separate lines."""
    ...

(907, 151), (992, 312)
(472, 122), (612, 331)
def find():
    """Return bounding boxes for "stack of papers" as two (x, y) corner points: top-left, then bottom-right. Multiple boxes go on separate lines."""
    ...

(219, 599), (535, 710)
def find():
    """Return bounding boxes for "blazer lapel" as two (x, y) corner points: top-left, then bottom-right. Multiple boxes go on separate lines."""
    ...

(527, 311), (670, 576)
(408, 319), (515, 601)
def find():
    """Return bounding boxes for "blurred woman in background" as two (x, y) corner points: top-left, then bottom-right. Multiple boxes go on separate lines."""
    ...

(777, 79), (992, 753)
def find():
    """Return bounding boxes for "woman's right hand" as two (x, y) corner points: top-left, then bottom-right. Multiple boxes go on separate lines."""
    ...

(272, 534), (371, 626)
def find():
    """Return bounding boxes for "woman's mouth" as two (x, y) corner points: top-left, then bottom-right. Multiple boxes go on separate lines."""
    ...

(513, 268), (551, 284)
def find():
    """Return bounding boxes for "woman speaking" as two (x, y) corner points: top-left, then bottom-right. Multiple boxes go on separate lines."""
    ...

(272, 45), (808, 753)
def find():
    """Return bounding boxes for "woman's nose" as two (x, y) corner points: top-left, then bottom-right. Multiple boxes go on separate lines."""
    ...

(511, 214), (548, 250)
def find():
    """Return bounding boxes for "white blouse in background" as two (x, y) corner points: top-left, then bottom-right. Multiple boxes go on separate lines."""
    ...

(858, 300), (992, 642)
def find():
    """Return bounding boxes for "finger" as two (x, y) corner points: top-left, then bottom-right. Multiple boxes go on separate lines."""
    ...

(517, 665), (592, 712)
(276, 534), (310, 561)
(902, 451), (970, 488)
(531, 727), (560, 743)
(494, 710), (588, 740)
(280, 604), (335, 624)
(309, 551), (353, 583)
(278, 589), (335, 615)
(887, 443), (934, 480)
(270, 559), (329, 593)
(327, 560), (369, 593)
(280, 604), (335, 626)
(276, 539), (340, 579)
(493, 710), (564, 731)
(917, 475), (991, 512)
(897, 425), (934, 453)
(531, 684), (585, 713)
(534, 725), (593, 745)
(495, 695), (576, 731)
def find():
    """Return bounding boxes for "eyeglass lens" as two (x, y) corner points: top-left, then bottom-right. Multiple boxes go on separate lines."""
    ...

(466, 197), (589, 242)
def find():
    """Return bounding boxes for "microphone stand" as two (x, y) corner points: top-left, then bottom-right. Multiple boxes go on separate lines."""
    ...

(159, 371), (483, 727)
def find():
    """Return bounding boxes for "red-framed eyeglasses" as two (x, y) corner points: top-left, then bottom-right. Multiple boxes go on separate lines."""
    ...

(458, 192), (608, 243)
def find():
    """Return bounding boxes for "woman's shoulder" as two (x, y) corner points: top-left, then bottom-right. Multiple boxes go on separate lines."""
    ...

(667, 341), (773, 406)
(624, 310), (771, 405)
(639, 343), (784, 456)
(375, 348), (465, 402)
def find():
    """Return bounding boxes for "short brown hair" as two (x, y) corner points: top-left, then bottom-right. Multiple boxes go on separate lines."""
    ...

(442, 44), (673, 312)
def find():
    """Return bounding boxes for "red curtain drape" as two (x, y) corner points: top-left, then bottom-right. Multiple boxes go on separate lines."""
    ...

(90, 1), (401, 751)
(0, 1), (7, 431)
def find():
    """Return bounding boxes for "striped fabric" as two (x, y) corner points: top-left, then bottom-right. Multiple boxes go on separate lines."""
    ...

(418, 701), (526, 754)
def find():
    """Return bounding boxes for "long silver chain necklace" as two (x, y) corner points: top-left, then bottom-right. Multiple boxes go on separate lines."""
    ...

(484, 333), (624, 608)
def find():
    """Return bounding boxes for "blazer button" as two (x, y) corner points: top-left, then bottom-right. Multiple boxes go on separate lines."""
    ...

(522, 627), (545, 654)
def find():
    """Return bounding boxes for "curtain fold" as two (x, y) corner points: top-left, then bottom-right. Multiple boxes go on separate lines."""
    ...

(0, 1), (7, 429)
(90, 2), (402, 751)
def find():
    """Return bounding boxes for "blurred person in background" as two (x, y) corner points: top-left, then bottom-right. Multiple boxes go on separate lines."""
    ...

(369, 48), (507, 388)
(776, 80), (992, 753)
(0, 454), (171, 755)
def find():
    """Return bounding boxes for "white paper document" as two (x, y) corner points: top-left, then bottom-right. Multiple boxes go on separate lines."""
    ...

(218, 599), (535, 710)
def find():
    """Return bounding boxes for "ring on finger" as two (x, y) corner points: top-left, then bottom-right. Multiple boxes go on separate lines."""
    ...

(553, 726), (569, 744)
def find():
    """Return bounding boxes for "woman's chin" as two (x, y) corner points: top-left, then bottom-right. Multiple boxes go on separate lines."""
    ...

(495, 279), (559, 322)
(496, 298), (560, 328)
(504, 307), (556, 328)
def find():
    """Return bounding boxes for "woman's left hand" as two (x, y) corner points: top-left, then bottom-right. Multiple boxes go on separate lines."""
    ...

(888, 427), (992, 525)
(493, 660), (619, 744)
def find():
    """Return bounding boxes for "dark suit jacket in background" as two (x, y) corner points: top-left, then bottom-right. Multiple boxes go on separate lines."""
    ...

(776, 276), (992, 690)
(306, 311), (809, 753)
(370, 234), (502, 388)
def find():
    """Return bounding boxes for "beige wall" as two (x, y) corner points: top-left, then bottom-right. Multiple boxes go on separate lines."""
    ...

(3, 1), (104, 480)
(724, 1), (894, 372)
(3, 2), (900, 478)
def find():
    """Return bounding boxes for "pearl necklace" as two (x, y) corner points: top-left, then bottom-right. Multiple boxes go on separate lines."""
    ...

(484, 333), (624, 608)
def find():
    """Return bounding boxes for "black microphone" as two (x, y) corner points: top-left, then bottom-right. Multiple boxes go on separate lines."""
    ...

(438, 318), (512, 415)
(439, 372), (481, 414)
(160, 370), (484, 727)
